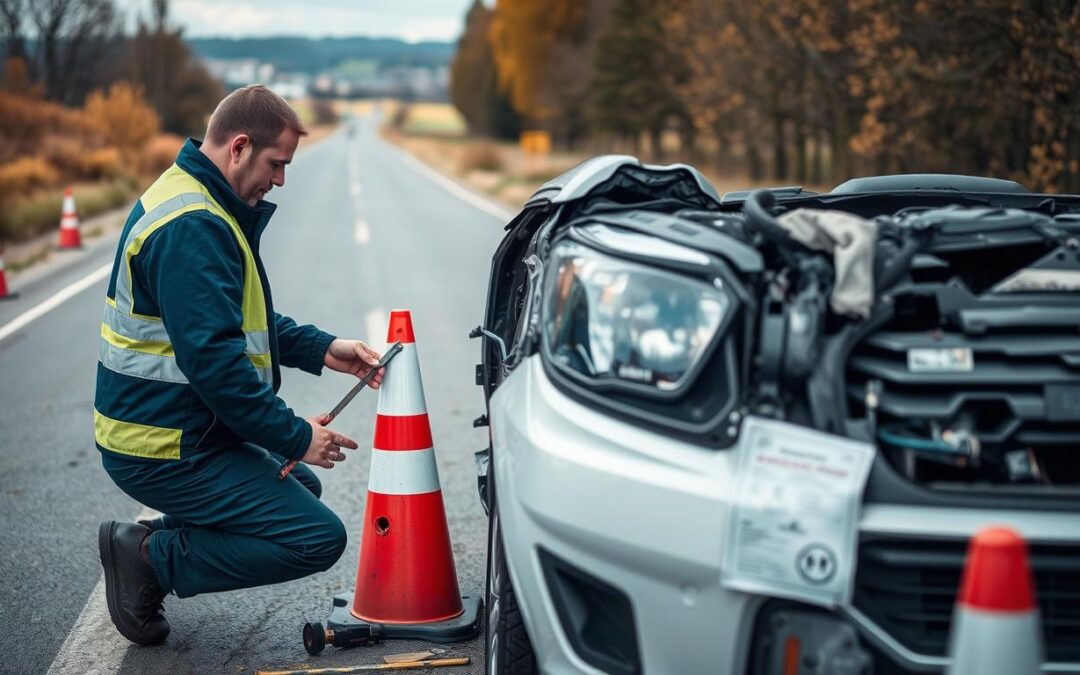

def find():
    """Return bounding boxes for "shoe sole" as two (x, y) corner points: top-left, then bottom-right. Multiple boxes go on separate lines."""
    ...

(98, 521), (166, 646)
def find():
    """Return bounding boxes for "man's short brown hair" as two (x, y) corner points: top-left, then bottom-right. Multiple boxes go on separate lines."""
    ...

(205, 84), (308, 149)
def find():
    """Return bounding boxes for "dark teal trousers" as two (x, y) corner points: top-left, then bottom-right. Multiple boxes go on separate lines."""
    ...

(101, 443), (347, 597)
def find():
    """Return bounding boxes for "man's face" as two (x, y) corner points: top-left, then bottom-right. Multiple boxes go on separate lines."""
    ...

(231, 128), (301, 206)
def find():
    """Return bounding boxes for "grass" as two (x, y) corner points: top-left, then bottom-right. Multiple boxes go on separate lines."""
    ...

(6, 245), (50, 272)
(400, 103), (467, 137)
(0, 176), (139, 242)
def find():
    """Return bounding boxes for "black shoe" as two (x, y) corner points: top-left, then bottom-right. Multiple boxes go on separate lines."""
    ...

(98, 521), (170, 645)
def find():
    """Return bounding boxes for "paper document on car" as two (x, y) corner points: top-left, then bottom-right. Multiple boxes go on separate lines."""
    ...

(721, 416), (875, 608)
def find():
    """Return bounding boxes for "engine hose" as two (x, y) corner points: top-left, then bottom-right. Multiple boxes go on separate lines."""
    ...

(741, 190), (808, 266)
(876, 233), (928, 293)
(878, 423), (968, 456)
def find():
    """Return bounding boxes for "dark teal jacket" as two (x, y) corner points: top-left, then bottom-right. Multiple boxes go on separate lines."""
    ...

(94, 139), (334, 462)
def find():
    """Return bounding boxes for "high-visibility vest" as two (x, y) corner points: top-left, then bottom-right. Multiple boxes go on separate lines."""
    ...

(94, 164), (271, 459)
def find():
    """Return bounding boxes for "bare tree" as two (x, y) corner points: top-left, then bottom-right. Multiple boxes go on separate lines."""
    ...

(0, 0), (24, 58)
(30, 0), (119, 104)
(128, 0), (223, 135)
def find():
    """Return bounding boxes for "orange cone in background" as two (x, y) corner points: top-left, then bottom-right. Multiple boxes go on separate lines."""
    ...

(57, 187), (81, 249)
(946, 527), (1044, 675)
(303, 309), (481, 655)
(0, 245), (15, 300)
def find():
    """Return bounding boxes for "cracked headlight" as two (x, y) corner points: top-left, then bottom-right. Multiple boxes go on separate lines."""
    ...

(542, 230), (731, 396)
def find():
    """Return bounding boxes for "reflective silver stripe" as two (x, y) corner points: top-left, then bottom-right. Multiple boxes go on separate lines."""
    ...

(99, 341), (272, 386)
(114, 193), (211, 312)
(103, 303), (171, 342)
(246, 330), (269, 354)
(253, 365), (272, 384)
(99, 340), (189, 384)
(105, 303), (269, 359)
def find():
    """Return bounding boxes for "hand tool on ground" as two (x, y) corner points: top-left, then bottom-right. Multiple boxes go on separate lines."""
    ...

(255, 656), (470, 675)
(383, 650), (447, 664)
(278, 341), (404, 480)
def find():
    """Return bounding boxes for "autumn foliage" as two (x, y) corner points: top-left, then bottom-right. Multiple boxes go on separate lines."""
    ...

(83, 82), (161, 160)
(0, 74), (167, 240)
(457, 0), (1080, 192)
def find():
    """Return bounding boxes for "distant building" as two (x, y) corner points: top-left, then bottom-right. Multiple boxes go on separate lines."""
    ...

(202, 58), (311, 100)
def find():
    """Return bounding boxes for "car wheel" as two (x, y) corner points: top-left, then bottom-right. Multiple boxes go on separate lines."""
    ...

(485, 477), (537, 675)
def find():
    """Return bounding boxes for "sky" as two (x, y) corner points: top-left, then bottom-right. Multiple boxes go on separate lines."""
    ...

(115, 0), (478, 42)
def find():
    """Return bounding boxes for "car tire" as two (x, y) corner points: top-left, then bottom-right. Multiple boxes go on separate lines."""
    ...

(485, 476), (537, 675)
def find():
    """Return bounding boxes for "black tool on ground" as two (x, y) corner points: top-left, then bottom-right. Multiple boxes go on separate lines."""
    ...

(304, 620), (382, 654)
(278, 341), (404, 480)
(303, 594), (482, 655)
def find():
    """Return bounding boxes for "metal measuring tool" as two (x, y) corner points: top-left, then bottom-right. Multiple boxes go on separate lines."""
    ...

(277, 341), (404, 480)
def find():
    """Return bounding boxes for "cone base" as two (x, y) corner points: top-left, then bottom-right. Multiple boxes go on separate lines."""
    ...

(323, 592), (481, 647)
(0, 292), (17, 300)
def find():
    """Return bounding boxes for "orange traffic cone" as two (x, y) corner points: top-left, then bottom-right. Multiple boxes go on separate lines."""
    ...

(946, 527), (1044, 675)
(57, 187), (81, 249)
(302, 310), (481, 655)
(0, 244), (16, 300)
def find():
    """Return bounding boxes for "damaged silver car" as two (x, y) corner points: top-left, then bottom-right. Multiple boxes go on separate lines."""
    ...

(473, 157), (1080, 674)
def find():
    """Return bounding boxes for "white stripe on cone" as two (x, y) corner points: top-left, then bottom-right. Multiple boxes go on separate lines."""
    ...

(367, 448), (441, 495)
(376, 342), (428, 416)
(946, 606), (1043, 675)
(61, 194), (78, 226)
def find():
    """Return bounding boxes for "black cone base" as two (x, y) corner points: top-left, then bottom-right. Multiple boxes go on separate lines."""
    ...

(317, 592), (482, 651)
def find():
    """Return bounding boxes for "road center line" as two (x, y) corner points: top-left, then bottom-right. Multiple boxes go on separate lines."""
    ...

(0, 263), (111, 345)
(389, 144), (515, 222)
(354, 218), (371, 245)
(366, 308), (388, 346)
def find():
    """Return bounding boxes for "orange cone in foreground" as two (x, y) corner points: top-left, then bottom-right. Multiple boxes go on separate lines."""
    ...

(303, 310), (480, 654)
(0, 245), (15, 300)
(57, 187), (81, 249)
(351, 309), (464, 623)
(946, 527), (1044, 675)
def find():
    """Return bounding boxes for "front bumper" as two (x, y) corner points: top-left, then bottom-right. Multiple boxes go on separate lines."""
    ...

(490, 356), (758, 674)
(489, 356), (1080, 674)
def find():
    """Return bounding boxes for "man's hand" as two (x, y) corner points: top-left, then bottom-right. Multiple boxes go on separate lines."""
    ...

(324, 339), (385, 389)
(302, 415), (359, 469)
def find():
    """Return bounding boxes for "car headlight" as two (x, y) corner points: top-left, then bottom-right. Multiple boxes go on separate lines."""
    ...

(542, 226), (732, 397)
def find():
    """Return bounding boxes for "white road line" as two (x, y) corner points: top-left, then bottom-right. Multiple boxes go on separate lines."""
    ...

(354, 218), (371, 245)
(47, 507), (159, 675)
(389, 145), (515, 222)
(0, 263), (111, 345)
(350, 182), (362, 197)
(366, 308), (388, 346)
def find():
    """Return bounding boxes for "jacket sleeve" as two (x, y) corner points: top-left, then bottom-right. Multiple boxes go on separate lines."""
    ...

(138, 213), (312, 461)
(275, 312), (335, 374)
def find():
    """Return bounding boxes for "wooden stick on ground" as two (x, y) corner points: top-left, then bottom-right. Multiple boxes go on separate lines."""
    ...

(256, 657), (470, 675)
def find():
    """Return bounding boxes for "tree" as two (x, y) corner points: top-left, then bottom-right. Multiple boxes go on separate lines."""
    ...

(488, 0), (611, 145)
(589, 0), (683, 157)
(128, 0), (223, 136)
(0, 0), (28, 64)
(450, 0), (520, 139)
(29, 0), (120, 105)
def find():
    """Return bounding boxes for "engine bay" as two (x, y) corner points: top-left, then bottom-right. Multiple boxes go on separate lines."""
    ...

(480, 161), (1080, 494)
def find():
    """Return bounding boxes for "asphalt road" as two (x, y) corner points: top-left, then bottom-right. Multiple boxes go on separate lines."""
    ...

(0, 112), (509, 675)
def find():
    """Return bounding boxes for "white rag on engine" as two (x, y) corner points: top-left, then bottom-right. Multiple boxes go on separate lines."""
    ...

(777, 208), (877, 318)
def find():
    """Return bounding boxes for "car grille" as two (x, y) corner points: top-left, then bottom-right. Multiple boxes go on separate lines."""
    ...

(846, 327), (1080, 483)
(853, 538), (1080, 661)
